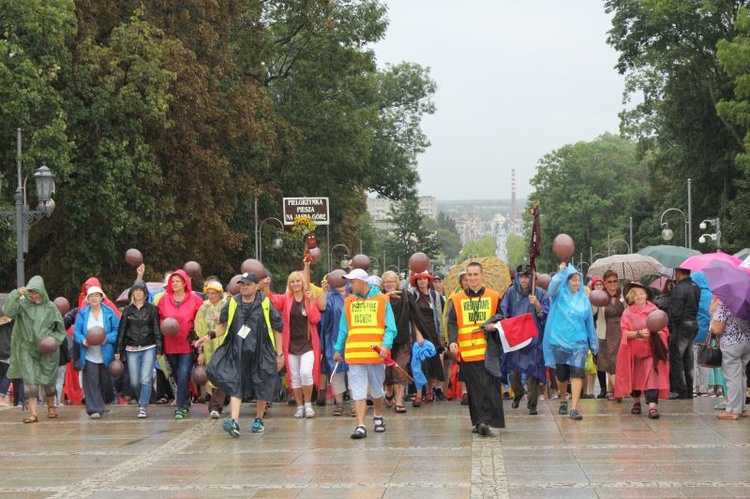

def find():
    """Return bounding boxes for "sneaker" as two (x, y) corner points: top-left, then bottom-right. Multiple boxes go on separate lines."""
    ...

(558, 401), (568, 415)
(90, 413), (101, 420)
(137, 407), (147, 419)
(350, 424), (367, 439)
(251, 417), (265, 433)
(349, 404), (357, 417)
(715, 402), (727, 410)
(528, 406), (538, 416)
(373, 416), (386, 433)
(472, 424), (479, 434)
(332, 404), (344, 417)
(174, 409), (186, 420)
(304, 405), (315, 418)
(316, 393), (327, 407)
(294, 406), (305, 419)
(596, 392), (607, 399)
(222, 419), (240, 438)
(569, 409), (583, 420)
(209, 410), (220, 419)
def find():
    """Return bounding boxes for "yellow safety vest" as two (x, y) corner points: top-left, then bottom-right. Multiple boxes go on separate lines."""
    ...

(226, 296), (275, 349)
(343, 293), (388, 364)
(451, 289), (499, 362)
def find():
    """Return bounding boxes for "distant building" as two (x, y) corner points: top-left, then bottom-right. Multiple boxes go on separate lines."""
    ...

(367, 196), (437, 229)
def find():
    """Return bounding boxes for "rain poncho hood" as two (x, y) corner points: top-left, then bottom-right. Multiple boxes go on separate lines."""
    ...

(542, 264), (598, 369)
(5, 275), (67, 385)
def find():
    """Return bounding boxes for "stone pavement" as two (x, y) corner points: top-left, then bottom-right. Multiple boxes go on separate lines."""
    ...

(1, 395), (749, 498)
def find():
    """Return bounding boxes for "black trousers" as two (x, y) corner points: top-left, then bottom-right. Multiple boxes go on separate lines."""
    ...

(460, 360), (505, 428)
(669, 326), (696, 397)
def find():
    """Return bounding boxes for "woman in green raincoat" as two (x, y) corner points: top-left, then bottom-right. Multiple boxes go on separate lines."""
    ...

(4, 276), (66, 423)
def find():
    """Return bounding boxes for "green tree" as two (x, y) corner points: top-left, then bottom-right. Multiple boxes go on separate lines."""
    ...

(457, 235), (497, 262)
(385, 196), (439, 271)
(506, 233), (527, 268)
(606, 0), (746, 253)
(527, 133), (647, 271)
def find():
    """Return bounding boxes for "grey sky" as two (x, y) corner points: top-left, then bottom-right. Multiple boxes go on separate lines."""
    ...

(372, 1), (627, 201)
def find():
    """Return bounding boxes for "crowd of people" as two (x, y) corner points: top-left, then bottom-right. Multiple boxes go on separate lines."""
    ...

(1, 256), (748, 438)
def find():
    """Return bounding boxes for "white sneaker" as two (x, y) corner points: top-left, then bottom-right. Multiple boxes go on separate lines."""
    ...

(209, 410), (220, 419)
(304, 405), (315, 418)
(137, 408), (147, 419)
(90, 413), (101, 419)
(294, 406), (305, 419)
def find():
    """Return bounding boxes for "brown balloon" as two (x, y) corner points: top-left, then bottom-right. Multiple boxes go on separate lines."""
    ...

(54, 296), (70, 316)
(38, 336), (58, 355)
(350, 254), (371, 271)
(192, 365), (209, 386)
(125, 248), (143, 267)
(309, 247), (322, 263)
(327, 269), (347, 288)
(408, 252), (431, 273)
(161, 317), (180, 337)
(86, 326), (107, 346)
(552, 233), (575, 262)
(536, 273), (552, 290)
(646, 309), (668, 333)
(240, 258), (267, 278)
(108, 359), (125, 377)
(183, 261), (202, 278)
(589, 289), (609, 307)
(228, 274), (243, 295)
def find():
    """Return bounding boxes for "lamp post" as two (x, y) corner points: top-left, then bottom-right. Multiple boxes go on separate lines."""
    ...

(258, 217), (284, 263)
(0, 129), (56, 287)
(329, 243), (351, 272)
(659, 207), (690, 248)
(369, 257), (380, 275)
(698, 218), (721, 251)
(607, 238), (630, 256)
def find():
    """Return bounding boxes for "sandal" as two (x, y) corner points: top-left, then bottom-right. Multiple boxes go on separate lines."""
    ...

(23, 414), (39, 424)
(394, 405), (407, 413)
(48, 406), (58, 419)
(155, 396), (169, 404)
(424, 392), (434, 403)
(384, 393), (395, 409)
(631, 401), (642, 415)
(648, 407), (660, 419)
(412, 396), (422, 408)
(332, 404), (344, 417)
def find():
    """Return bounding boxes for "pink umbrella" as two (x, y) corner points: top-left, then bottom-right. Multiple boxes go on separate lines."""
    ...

(678, 252), (742, 271)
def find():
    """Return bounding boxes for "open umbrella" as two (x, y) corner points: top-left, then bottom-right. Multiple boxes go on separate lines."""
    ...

(734, 248), (750, 261)
(741, 254), (750, 272)
(638, 245), (701, 268)
(678, 252), (742, 271)
(587, 254), (662, 281)
(703, 261), (750, 321)
(443, 256), (512, 298)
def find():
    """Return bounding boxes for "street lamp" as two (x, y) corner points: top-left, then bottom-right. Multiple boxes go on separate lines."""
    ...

(0, 129), (56, 287)
(329, 243), (351, 272)
(698, 218), (721, 251)
(659, 207), (690, 248)
(607, 238), (630, 256)
(369, 257), (380, 275)
(258, 217), (284, 263)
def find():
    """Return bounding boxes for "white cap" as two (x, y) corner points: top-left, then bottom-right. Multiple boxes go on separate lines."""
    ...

(343, 268), (369, 281)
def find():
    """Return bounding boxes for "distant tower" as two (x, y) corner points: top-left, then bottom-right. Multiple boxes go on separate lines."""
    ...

(509, 169), (519, 221)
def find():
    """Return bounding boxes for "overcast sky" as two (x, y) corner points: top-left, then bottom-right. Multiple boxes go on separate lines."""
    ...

(372, 0), (627, 201)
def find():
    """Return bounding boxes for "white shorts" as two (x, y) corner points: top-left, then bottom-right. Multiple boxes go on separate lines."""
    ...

(348, 363), (385, 401)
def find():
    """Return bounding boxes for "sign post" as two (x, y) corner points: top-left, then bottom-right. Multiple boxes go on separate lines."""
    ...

(283, 197), (330, 226)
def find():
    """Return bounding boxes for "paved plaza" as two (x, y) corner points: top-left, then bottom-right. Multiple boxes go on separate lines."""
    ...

(1, 396), (749, 498)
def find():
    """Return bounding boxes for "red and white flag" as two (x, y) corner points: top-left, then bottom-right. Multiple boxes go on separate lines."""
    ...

(494, 313), (538, 352)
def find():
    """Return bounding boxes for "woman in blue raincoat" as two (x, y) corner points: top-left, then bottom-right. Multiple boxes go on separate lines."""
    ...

(543, 263), (598, 420)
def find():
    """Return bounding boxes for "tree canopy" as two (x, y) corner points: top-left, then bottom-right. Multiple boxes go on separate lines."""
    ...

(0, 0), (436, 295)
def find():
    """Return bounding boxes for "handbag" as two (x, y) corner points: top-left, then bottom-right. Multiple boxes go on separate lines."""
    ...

(697, 332), (722, 368)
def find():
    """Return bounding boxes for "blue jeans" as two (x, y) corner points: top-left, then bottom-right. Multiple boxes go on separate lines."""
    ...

(166, 353), (193, 410)
(126, 348), (157, 408)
